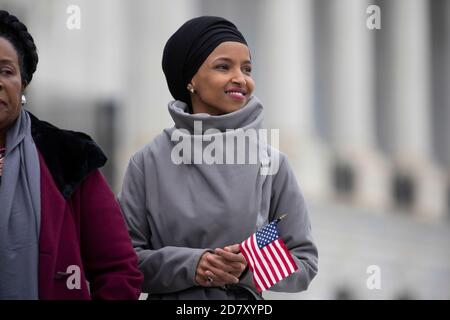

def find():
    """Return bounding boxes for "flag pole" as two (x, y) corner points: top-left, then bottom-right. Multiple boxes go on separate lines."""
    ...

(275, 214), (288, 223)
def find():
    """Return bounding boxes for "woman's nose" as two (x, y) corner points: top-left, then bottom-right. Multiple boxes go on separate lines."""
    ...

(231, 71), (246, 86)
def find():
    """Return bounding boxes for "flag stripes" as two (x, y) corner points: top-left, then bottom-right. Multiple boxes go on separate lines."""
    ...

(240, 221), (298, 292)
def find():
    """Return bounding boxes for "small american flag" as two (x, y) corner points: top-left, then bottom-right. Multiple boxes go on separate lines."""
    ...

(240, 217), (298, 292)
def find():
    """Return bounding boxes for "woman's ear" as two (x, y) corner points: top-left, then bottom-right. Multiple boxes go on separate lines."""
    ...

(190, 75), (198, 88)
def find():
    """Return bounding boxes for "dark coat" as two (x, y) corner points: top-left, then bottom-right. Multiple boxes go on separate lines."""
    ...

(29, 112), (143, 299)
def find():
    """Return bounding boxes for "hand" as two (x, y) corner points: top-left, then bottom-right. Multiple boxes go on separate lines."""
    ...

(195, 251), (240, 287)
(214, 244), (248, 279)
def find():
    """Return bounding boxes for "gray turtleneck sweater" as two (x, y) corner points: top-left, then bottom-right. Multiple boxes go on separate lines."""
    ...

(119, 96), (318, 299)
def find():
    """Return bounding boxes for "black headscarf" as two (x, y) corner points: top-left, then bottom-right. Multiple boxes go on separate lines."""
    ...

(162, 16), (248, 105)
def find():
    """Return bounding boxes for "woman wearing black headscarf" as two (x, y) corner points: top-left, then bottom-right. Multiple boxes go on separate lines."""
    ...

(119, 16), (318, 299)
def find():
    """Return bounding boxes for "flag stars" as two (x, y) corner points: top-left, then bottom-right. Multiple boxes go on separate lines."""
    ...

(256, 222), (280, 247)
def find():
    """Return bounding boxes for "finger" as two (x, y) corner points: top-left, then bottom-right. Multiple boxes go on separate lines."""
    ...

(213, 250), (247, 276)
(199, 251), (215, 267)
(205, 264), (239, 284)
(204, 270), (226, 287)
(204, 272), (216, 286)
(224, 244), (241, 253)
(207, 253), (236, 273)
(207, 257), (244, 280)
(219, 258), (246, 274)
(202, 252), (235, 271)
(215, 248), (246, 263)
(196, 267), (220, 287)
(205, 272), (229, 287)
(226, 263), (247, 278)
(195, 252), (216, 284)
(205, 270), (223, 287)
(198, 254), (225, 277)
(195, 273), (210, 287)
(200, 253), (242, 284)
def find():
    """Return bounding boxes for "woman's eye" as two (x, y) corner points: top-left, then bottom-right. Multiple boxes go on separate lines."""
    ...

(215, 64), (229, 71)
(242, 66), (252, 74)
(0, 68), (13, 75)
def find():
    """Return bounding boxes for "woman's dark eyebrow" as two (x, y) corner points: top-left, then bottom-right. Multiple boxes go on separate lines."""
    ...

(212, 57), (252, 64)
(0, 58), (15, 64)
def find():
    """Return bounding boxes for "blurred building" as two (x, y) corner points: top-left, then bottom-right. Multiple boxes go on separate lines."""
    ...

(1, 0), (449, 299)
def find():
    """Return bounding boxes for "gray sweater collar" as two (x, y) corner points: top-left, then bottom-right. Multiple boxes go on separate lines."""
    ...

(168, 96), (264, 134)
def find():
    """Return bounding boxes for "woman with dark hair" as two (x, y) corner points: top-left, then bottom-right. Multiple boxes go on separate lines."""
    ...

(119, 16), (318, 299)
(0, 10), (143, 299)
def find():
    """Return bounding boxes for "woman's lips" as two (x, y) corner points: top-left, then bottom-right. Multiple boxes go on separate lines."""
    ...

(226, 91), (246, 101)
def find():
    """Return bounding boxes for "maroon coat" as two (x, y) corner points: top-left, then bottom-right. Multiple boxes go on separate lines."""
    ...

(29, 112), (143, 299)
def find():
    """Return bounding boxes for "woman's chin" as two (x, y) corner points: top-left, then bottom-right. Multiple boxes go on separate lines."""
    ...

(222, 102), (247, 114)
(220, 107), (242, 115)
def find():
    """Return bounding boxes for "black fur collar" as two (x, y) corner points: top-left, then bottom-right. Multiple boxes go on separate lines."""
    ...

(29, 111), (107, 199)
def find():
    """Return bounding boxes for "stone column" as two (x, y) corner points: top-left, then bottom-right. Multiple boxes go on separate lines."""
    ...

(380, 0), (445, 218)
(318, 0), (390, 208)
(254, 0), (332, 200)
(118, 0), (200, 190)
(430, 0), (450, 217)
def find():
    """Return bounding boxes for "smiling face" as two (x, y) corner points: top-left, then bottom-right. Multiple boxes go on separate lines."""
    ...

(0, 36), (23, 142)
(189, 41), (255, 115)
